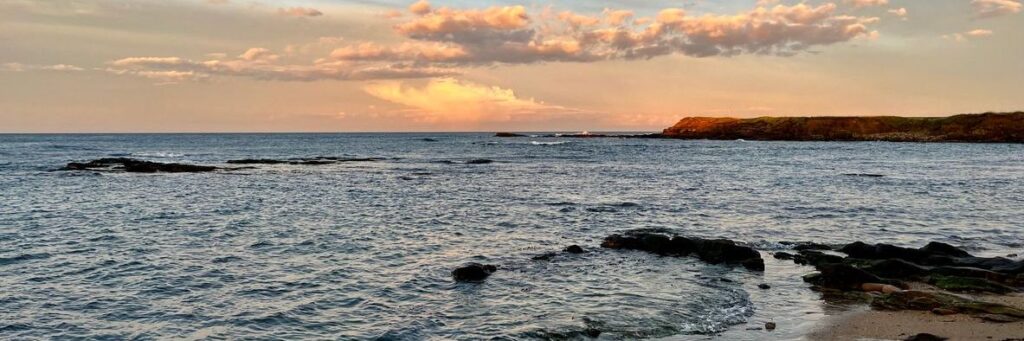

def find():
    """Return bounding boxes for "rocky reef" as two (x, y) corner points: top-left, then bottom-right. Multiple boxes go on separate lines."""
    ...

(660, 112), (1024, 142)
(600, 230), (765, 271)
(786, 241), (1024, 323)
(61, 158), (223, 173)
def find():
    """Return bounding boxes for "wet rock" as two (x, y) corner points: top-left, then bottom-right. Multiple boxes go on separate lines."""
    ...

(758, 283), (771, 290)
(226, 159), (289, 164)
(583, 328), (601, 338)
(864, 259), (930, 279)
(452, 263), (497, 282)
(793, 242), (833, 251)
(227, 157), (383, 165)
(773, 252), (795, 260)
(494, 132), (525, 137)
(871, 290), (1024, 319)
(930, 308), (957, 316)
(421, 138), (439, 142)
(564, 245), (585, 254)
(793, 250), (844, 267)
(804, 264), (883, 290)
(904, 333), (947, 341)
(764, 322), (776, 331)
(921, 242), (972, 258)
(531, 252), (557, 261)
(466, 159), (494, 164)
(842, 173), (885, 178)
(861, 283), (902, 293)
(927, 275), (1017, 294)
(601, 232), (764, 271)
(978, 311), (1019, 321)
(62, 158), (220, 173)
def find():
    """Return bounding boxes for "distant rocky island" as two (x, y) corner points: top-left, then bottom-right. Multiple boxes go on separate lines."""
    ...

(496, 112), (1024, 143)
(661, 112), (1024, 142)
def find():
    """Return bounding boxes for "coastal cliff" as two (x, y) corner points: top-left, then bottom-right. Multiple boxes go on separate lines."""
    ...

(661, 112), (1024, 142)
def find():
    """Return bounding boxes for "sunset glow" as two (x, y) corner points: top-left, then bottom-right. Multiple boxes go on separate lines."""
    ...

(1, 0), (1022, 132)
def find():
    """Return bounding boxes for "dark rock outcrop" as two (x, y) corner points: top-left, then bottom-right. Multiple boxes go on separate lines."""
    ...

(905, 333), (948, 341)
(226, 157), (383, 165)
(564, 245), (585, 254)
(601, 232), (764, 271)
(452, 263), (497, 282)
(62, 158), (219, 173)
(660, 112), (1024, 143)
(494, 132), (526, 137)
(466, 159), (494, 164)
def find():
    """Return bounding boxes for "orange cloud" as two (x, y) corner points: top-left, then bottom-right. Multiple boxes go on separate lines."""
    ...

(277, 7), (323, 17)
(395, 4), (530, 36)
(363, 78), (576, 124)
(844, 0), (889, 8)
(971, 0), (1022, 18)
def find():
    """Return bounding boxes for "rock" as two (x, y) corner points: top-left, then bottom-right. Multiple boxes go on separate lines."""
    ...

(904, 333), (948, 341)
(861, 283), (902, 293)
(1008, 253), (1018, 258)
(494, 132), (525, 137)
(226, 159), (289, 164)
(871, 290), (1024, 319)
(773, 252), (795, 260)
(865, 259), (929, 279)
(921, 242), (972, 257)
(531, 252), (557, 261)
(805, 264), (883, 290)
(793, 242), (833, 251)
(659, 112), (1024, 143)
(928, 275), (1017, 294)
(227, 157), (383, 165)
(62, 158), (220, 173)
(466, 159), (494, 164)
(601, 232), (764, 271)
(758, 283), (771, 290)
(793, 250), (845, 267)
(764, 322), (776, 331)
(564, 245), (585, 254)
(452, 263), (497, 282)
(583, 328), (601, 338)
(931, 308), (957, 316)
(979, 314), (1022, 323)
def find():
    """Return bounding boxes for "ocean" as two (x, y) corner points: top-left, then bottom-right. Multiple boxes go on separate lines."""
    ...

(1, 133), (1022, 340)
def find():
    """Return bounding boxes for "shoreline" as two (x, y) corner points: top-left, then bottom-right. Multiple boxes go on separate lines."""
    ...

(808, 293), (1024, 340)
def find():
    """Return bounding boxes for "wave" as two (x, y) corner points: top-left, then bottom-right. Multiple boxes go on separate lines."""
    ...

(530, 141), (571, 146)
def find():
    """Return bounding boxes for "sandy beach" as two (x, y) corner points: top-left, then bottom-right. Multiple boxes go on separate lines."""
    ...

(808, 293), (1024, 340)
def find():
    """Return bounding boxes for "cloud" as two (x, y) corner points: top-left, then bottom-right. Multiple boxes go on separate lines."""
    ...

(106, 49), (457, 83)
(363, 78), (580, 124)
(1, 62), (84, 72)
(369, 2), (879, 64)
(105, 1), (881, 83)
(944, 29), (994, 42)
(844, 0), (889, 8)
(277, 7), (323, 17)
(971, 0), (1023, 18)
(409, 0), (431, 16)
(330, 42), (468, 62)
(888, 7), (908, 19)
(603, 9), (634, 26)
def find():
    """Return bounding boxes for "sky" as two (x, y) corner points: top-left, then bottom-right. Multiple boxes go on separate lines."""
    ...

(1, 0), (1022, 132)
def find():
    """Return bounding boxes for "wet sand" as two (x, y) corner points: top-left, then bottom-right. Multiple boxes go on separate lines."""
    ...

(807, 293), (1024, 341)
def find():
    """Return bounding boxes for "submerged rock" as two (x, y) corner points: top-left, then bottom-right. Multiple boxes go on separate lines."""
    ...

(494, 132), (526, 137)
(601, 231), (764, 271)
(465, 159), (494, 164)
(62, 158), (220, 173)
(227, 157), (383, 165)
(564, 245), (585, 254)
(452, 263), (497, 282)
